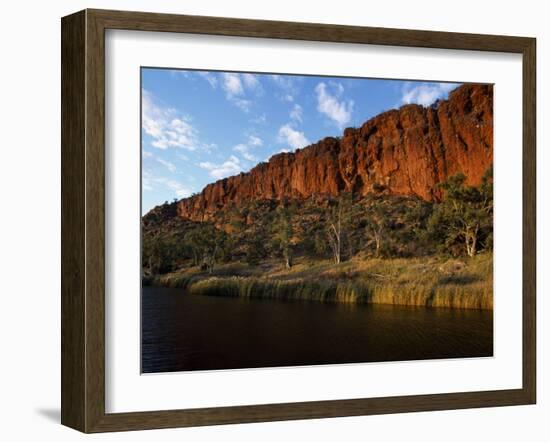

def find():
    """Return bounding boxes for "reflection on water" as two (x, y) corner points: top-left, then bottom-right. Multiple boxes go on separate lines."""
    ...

(141, 287), (493, 373)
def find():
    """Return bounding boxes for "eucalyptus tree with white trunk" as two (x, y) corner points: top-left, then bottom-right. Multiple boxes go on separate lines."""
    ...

(326, 193), (352, 264)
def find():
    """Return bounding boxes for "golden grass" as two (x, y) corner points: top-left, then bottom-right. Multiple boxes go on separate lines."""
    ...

(188, 277), (371, 304)
(146, 253), (493, 310)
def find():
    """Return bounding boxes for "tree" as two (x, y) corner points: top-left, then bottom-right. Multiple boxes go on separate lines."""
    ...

(326, 193), (352, 264)
(183, 228), (203, 267)
(272, 205), (294, 268)
(226, 205), (246, 234)
(142, 235), (179, 275)
(184, 224), (227, 273)
(429, 168), (493, 257)
(245, 227), (268, 266)
(200, 225), (226, 274)
(364, 204), (387, 257)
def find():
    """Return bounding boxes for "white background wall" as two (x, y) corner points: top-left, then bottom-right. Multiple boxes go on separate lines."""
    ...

(0, 0), (547, 440)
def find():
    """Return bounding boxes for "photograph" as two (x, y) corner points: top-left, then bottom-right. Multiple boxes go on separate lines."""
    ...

(140, 68), (494, 373)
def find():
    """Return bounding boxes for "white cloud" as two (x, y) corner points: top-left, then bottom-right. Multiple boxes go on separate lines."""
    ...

(270, 75), (294, 91)
(290, 104), (303, 123)
(142, 90), (198, 150)
(164, 179), (193, 198)
(232, 135), (263, 162)
(220, 73), (262, 113)
(315, 82), (354, 129)
(142, 171), (154, 191)
(241, 73), (261, 91)
(251, 114), (267, 124)
(330, 81), (344, 95)
(143, 149), (185, 174)
(171, 70), (189, 79)
(156, 157), (176, 173)
(247, 135), (263, 147)
(142, 170), (192, 199)
(199, 155), (244, 179)
(234, 144), (258, 162)
(222, 73), (244, 97)
(199, 142), (217, 153)
(278, 124), (310, 150)
(401, 82), (459, 107)
(270, 75), (303, 102)
(233, 98), (252, 113)
(233, 144), (248, 154)
(197, 71), (218, 89)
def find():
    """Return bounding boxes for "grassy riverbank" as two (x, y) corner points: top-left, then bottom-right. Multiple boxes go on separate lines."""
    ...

(143, 253), (493, 310)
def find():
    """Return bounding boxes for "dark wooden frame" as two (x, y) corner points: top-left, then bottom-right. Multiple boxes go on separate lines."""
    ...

(61, 8), (536, 433)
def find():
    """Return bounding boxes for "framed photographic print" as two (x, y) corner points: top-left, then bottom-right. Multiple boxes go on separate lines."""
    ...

(61, 9), (536, 433)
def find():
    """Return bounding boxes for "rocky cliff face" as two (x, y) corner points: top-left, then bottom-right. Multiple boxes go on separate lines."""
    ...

(177, 84), (492, 221)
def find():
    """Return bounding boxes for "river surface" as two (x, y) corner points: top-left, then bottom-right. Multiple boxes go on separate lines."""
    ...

(142, 287), (493, 373)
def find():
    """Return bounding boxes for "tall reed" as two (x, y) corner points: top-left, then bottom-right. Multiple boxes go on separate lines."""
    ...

(187, 275), (492, 310)
(146, 253), (493, 310)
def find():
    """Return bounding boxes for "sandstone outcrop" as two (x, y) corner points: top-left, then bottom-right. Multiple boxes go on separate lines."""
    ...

(176, 84), (492, 221)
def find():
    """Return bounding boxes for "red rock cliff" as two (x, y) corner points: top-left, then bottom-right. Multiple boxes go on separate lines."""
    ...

(177, 84), (492, 221)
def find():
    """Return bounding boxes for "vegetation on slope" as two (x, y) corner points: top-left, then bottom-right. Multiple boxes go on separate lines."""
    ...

(142, 169), (493, 309)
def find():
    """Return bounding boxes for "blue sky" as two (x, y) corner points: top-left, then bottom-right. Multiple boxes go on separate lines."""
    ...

(142, 68), (460, 213)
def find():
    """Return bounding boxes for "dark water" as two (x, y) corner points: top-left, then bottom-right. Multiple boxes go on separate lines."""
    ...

(141, 287), (493, 373)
